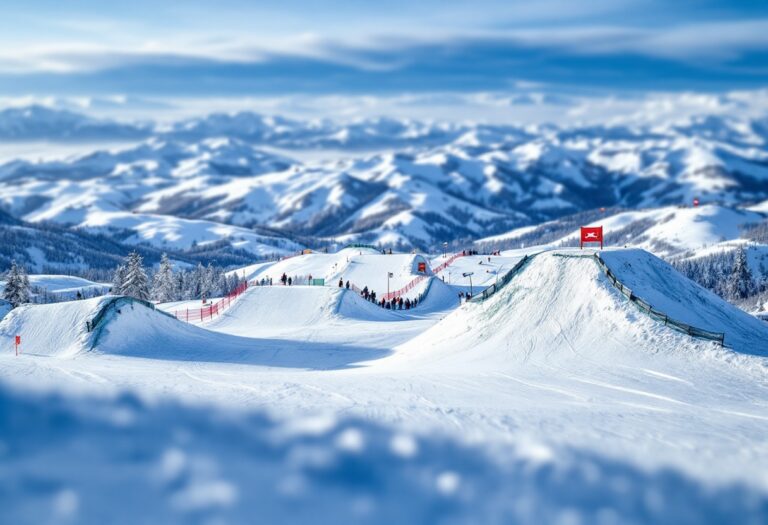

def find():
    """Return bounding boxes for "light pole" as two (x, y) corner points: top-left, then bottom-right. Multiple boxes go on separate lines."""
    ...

(387, 272), (393, 299)
(443, 242), (448, 258)
(462, 271), (474, 298)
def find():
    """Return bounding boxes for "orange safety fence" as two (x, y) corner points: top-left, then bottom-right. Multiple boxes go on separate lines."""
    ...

(171, 281), (249, 323)
(383, 252), (465, 300)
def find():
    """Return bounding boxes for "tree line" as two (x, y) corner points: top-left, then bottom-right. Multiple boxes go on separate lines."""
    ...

(2, 252), (245, 307)
(112, 252), (245, 303)
(672, 246), (767, 308)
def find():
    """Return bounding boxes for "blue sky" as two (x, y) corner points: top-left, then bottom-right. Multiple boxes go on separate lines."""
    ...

(1, 0), (767, 97)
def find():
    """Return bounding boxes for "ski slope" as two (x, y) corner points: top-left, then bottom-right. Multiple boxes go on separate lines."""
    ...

(245, 248), (434, 298)
(0, 274), (110, 300)
(600, 249), (768, 354)
(429, 252), (526, 288)
(0, 296), (112, 358)
(206, 285), (402, 338)
(393, 250), (768, 370)
(1, 248), (767, 523)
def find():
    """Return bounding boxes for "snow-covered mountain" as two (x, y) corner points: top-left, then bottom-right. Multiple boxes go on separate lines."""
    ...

(480, 204), (766, 255)
(0, 105), (150, 141)
(1, 107), (768, 249)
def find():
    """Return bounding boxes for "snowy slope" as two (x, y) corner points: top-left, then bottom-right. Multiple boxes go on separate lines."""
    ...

(2, 248), (768, 517)
(206, 286), (402, 338)
(0, 275), (110, 300)
(600, 249), (768, 353)
(395, 250), (768, 367)
(0, 105), (149, 141)
(80, 210), (302, 256)
(246, 249), (432, 297)
(429, 253), (526, 288)
(3, 107), (768, 248)
(482, 204), (766, 258)
(0, 297), (111, 357)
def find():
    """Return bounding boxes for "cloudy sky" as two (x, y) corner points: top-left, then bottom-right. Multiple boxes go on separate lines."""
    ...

(1, 0), (767, 99)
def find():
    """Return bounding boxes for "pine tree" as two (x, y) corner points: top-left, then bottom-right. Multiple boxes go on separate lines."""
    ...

(726, 247), (755, 300)
(218, 272), (229, 297)
(3, 260), (30, 307)
(152, 253), (176, 303)
(111, 264), (126, 295)
(121, 251), (150, 301)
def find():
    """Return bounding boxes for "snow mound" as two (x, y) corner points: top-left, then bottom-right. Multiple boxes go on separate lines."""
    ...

(393, 250), (767, 370)
(0, 296), (113, 358)
(242, 251), (436, 301)
(207, 285), (407, 338)
(600, 249), (768, 354)
(0, 292), (387, 368)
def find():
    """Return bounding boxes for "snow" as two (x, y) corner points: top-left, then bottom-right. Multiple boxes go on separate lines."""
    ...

(2, 248), (768, 522)
(485, 204), (766, 258)
(0, 299), (11, 321)
(80, 210), (302, 256)
(244, 250), (434, 298)
(4, 107), (768, 248)
(0, 274), (110, 300)
(0, 296), (110, 358)
(6, 385), (768, 525)
(429, 253), (526, 288)
(600, 249), (768, 353)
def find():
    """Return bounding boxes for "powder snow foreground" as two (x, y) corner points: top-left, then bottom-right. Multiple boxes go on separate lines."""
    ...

(2, 386), (766, 525)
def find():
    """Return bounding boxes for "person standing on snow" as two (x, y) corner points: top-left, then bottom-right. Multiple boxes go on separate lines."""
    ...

(339, 278), (344, 288)
(287, 276), (292, 286)
(345, 280), (350, 289)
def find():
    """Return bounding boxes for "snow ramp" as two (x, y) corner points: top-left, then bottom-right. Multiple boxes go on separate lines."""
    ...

(392, 250), (768, 370)
(0, 296), (177, 358)
(600, 249), (768, 354)
(205, 285), (407, 337)
(0, 293), (388, 367)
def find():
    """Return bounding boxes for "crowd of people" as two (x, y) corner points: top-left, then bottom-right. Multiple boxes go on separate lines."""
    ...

(339, 278), (421, 310)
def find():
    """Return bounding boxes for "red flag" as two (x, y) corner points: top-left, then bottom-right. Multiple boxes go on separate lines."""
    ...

(580, 226), (603, 249)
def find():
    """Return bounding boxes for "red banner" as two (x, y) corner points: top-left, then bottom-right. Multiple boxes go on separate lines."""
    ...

(580, 226), (603, 249)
